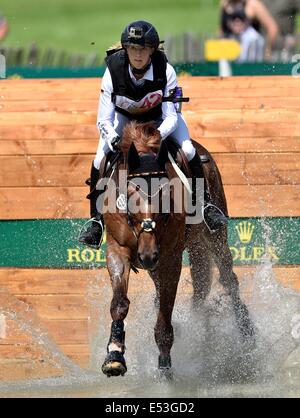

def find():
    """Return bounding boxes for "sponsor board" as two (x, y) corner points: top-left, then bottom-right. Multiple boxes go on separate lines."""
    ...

(0, 218), (299, 268)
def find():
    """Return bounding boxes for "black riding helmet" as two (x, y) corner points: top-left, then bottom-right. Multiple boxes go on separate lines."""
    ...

(121, 20), (160, 50)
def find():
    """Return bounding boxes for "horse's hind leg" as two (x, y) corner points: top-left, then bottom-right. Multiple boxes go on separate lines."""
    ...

(187, 228), (213, 308)
(207, 227), (255, 341)
(149, 272), (160, 310)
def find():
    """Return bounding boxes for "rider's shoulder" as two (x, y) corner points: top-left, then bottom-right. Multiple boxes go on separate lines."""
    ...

(105, 48), (127, 72)
(166, 62), (177, 80)
(105, 46), (126, 65)
(106, 42), (124, 56)
(166, 62), (176, 72)
(151, 48), (168, 72)
(154, 47), (168, 60)
(102, 67), (113, 82)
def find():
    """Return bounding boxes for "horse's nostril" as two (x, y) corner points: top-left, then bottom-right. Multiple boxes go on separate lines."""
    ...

(138, 252), (158, 269)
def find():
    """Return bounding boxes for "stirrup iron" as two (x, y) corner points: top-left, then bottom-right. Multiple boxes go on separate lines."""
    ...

(78, 217), (104, 249)
(202, 203), (228, 234)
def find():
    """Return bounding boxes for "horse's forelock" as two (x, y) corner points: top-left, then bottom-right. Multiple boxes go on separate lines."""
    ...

(121, 121), (161, 155)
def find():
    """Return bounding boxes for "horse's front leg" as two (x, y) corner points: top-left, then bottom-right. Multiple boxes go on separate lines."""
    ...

(102, 239), (131, 377)
(152, 258), (182, 379)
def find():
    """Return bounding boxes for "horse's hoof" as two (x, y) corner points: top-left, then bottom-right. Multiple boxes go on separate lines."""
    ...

(102, 351), (127, 377)
(102, 361), (127, 377)
(158, 354), (173, 380)
(159, 367), (173, 381)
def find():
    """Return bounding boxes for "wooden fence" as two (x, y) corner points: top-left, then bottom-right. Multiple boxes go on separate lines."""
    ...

(0, 44), (101, 68)
(0, 76), (299, 219)
(165, 33), (300, 63)
(1, 34), (299, 68)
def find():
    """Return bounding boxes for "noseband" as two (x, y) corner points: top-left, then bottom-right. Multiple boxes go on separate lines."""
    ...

(127, 211), (158, 241)
(141, 219), (156, 232)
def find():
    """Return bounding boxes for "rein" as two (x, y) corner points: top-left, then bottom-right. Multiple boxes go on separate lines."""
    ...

(127, 179), (167, 200)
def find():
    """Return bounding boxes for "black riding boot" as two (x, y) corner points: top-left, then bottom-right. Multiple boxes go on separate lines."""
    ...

(78, 163), (104, 248)
(189, 152), (228, 232)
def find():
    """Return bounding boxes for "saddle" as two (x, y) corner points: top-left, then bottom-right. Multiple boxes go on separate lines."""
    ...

(87, 138), (211, 196)
(164, 137), (210, 179)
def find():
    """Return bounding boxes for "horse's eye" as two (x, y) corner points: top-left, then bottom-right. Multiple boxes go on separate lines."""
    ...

(136, 185), (140, 191)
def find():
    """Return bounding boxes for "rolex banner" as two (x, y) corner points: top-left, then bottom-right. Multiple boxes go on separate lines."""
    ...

(0, 218), (299, 268)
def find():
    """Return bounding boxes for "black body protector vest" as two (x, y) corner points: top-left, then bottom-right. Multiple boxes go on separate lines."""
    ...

(105, 49), (167, 122)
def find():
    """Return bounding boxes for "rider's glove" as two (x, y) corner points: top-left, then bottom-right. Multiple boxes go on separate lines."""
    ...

(108, 135), (121, 152)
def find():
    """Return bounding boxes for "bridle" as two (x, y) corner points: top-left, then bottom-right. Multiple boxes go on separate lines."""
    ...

(125, 173), (170, 242)
(127, 214), (157, 241)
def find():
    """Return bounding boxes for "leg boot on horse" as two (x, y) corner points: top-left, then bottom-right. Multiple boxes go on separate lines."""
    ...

(102, 320), (127, 377)
(78, 162), (105, 248)
(101, 244), (131, 377)
(189, 152), (228, 233)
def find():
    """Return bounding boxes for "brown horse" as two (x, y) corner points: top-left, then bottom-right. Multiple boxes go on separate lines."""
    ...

(100, 121), (254, 378)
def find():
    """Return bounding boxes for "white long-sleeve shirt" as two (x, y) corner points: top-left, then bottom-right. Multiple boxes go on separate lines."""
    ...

(96, 62), (179, 142)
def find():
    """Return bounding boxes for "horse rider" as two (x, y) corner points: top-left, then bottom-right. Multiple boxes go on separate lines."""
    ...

(79, 20), (228, 248)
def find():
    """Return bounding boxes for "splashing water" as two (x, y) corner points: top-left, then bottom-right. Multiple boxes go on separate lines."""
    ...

(0, 288), (82, 376)
(0, 260), (299, 398)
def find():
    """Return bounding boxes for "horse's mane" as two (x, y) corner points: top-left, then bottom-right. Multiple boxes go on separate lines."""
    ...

(121, 121), (161, 155)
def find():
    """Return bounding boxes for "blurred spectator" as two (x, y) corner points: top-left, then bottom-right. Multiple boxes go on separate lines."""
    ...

(0, 15), (9, 41)
(262, 0), (300, 58)
(262, 0), (300, 37)
(221, 6), (265, 61)
(220, 0), (279, 60)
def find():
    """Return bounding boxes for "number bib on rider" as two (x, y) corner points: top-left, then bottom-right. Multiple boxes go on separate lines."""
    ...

(114, 90), (163, 115)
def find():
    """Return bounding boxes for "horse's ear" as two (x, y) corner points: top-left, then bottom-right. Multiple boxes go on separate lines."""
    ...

(127, 142), (140, 173)
(156, 140), (168, 168)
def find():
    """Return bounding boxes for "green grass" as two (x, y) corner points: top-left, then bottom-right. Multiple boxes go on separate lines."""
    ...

(0, 0), (220, 60)
(2, 0), (299, 62)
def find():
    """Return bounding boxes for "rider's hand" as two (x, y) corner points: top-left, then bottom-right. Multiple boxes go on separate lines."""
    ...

(108, 135), (121, 152)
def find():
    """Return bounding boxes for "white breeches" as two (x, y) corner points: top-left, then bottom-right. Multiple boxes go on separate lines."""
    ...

(93, 112), (196, 169)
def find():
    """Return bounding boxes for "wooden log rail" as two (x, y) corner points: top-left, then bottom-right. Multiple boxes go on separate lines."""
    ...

(0, 76), (299, 219)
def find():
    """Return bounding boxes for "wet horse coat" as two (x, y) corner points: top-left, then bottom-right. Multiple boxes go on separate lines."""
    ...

(101, 122), (254, 377)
